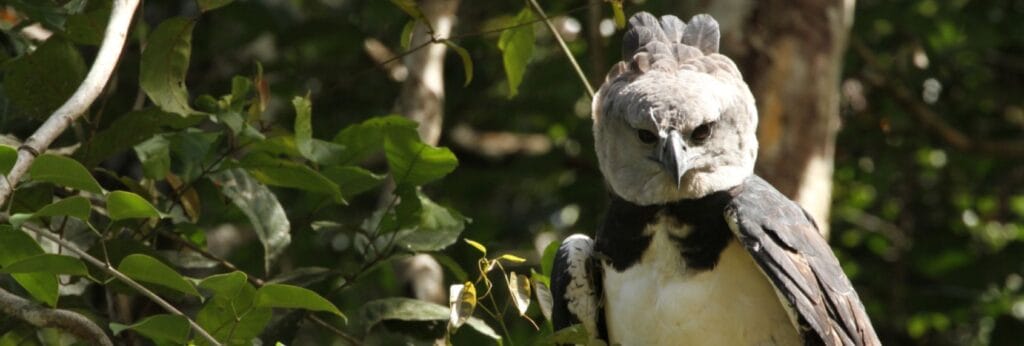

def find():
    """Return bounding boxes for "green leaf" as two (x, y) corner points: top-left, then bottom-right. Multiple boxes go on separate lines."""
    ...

(28, 154), (102, 193)
(322, 166), (385, 199)
(0, 145), (15, 175)
(508, 272), (531, 315)
(443, 39), (473, 86)
(31, 196), (92, 223)
(542, 239), (560, 277)
(198, 0), (234, 12)
(384, 128), (458, 186)
(0, 226), (58, 307)
(140, 17), (197, 115)
(210, 169), (290, 273)
(499, 254), (527, 263)
(110, 314), (189, 344)
(396, 194), (468, 251)
(292, 95), (345, 165)
(197, 271), (271, 345)
(75, 108), (201, 167)
(332, 115), (419, 165)
(254, 284), (345, 318)
(118, 254), (200, 297)
(1, 254), (89, 277)
(65, 1), (110, 45)
(241, 154), (344, 204)
(361, 297), (499, 339)
(389, 0), (424, 20)
(134, 135), (171, 180)
(539, 324), (591, 345)
(533, 276), (553, 321)
(400, 20), (416, 50)
(498, 8), (535, 98)
(4, 37), (86, 119)
(106, 191), (161, 220)
(610, 0), (626, 28)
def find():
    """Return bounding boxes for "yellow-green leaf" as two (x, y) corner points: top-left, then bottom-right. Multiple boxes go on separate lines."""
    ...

(0, 226), (58, 306)
(497, 8), (535, 97)
(254, 284), (345, 319)
(107, 191), (161, 220)
(464, 239), (487, 255)
(499, 254), (527, 263)
(508, 272), (531, 315)
(118, 254), (200, 297)
(28, 154), (103, 193)
(443, 39), (473, 86)
(1, 254), (89, 277)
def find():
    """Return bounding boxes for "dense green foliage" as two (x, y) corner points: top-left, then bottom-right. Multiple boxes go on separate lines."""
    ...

(0, 0), (1021, 345)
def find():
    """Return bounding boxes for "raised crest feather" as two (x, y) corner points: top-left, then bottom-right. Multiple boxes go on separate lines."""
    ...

(681, 14), (720, 54)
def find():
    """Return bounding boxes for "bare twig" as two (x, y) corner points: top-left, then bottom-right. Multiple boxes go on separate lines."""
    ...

(527, 0), (595, 98)
(0, 286), (113, 346)
(852, 39), (1024, 157)
(16, 223), (222, 346)
(307, 314), (362, 346)
(0, 0), (141, 205)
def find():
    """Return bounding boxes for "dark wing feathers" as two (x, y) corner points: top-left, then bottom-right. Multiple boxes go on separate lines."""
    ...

(727, 176), (881, 346)
(550, 235), (603, 341)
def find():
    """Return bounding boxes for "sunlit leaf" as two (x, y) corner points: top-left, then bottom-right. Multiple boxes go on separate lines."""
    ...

(464, 239), (487, 255)
(384, 126), (458, 186)
(110, 314), (189, 344)
(28, 154), (102, 193)
(118, 254), (200, 297)
(448, 281), (476, 329)
(0, 254), (89, 277)
(292, 95), (345, 165)
(498, 8), (535, 98)
(443, 39), (473, 86)
(106, 191), (161, 220)
(332, 115), (418, 165)
(508, 272), (531, 315)
(0, 145), (15, 175)
(210, 168), (291, 273)
(400, 20), (416, 50)
(4, 37), (86, 119)
(360, 297), (498, 339)
(0, 226), (58, 306)
(499, 254), (527, 263)
(542, 240), (560, 277)
(140, 17), (197, 115)
(32, 196), (91, 221)
(254, 284), (345, 318)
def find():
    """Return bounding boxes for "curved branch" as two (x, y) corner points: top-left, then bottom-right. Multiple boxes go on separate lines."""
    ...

(0, 0), (141, 205)
(14, 223), (223, 345)
(0, 287), (113, 346)
(527, 0), (595, 98)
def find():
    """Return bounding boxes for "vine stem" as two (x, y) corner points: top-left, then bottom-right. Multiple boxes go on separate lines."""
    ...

(527, 0), (596, 98)
(0, 0), (141, 205)
(19, 223), (222, 346)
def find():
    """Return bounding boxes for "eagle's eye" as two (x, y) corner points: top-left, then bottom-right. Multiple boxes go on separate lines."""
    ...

(637, 129), (657, 144)
(692, 122), (714, 142)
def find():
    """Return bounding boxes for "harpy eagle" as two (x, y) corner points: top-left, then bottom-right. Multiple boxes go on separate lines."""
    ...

(550, 12), (881, 345)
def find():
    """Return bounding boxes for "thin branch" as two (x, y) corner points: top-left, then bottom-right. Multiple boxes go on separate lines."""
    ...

(527, 0), (595, 98)
(17, 223), (222, 346)
(307, 314), (362, 346)
(0, 0), (141, 205)
(0, 286), (113, 346)
(852, 39), (1024, 157)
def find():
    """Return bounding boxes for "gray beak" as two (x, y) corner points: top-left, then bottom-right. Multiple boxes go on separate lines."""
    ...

(657, 130), (688, 187)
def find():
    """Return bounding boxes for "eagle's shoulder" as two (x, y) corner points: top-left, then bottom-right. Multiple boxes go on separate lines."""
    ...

(724, 176), (881, 346)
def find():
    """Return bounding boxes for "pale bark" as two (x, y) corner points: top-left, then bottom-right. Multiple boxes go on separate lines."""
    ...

(685, 0), (856, 235)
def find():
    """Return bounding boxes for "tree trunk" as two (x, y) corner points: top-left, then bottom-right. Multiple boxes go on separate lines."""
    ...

(684, 0), (855, 236)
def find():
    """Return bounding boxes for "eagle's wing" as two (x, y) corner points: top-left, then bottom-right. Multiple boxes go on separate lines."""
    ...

(550, 234), (604, 342)
(725, 176), (881, 346)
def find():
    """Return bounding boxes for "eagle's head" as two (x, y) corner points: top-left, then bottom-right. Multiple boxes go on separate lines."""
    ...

(592, 13), (758, 205)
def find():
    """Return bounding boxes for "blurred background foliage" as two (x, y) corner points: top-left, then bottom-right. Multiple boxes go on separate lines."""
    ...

(0, 0), (1022, 345)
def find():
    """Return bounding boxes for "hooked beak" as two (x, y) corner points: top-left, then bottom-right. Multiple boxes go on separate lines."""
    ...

(657, 130), (688, 188)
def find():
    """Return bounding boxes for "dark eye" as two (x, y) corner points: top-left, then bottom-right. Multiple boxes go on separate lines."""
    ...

(692, 122), (714, 142)
(637, 129), (657, 144)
